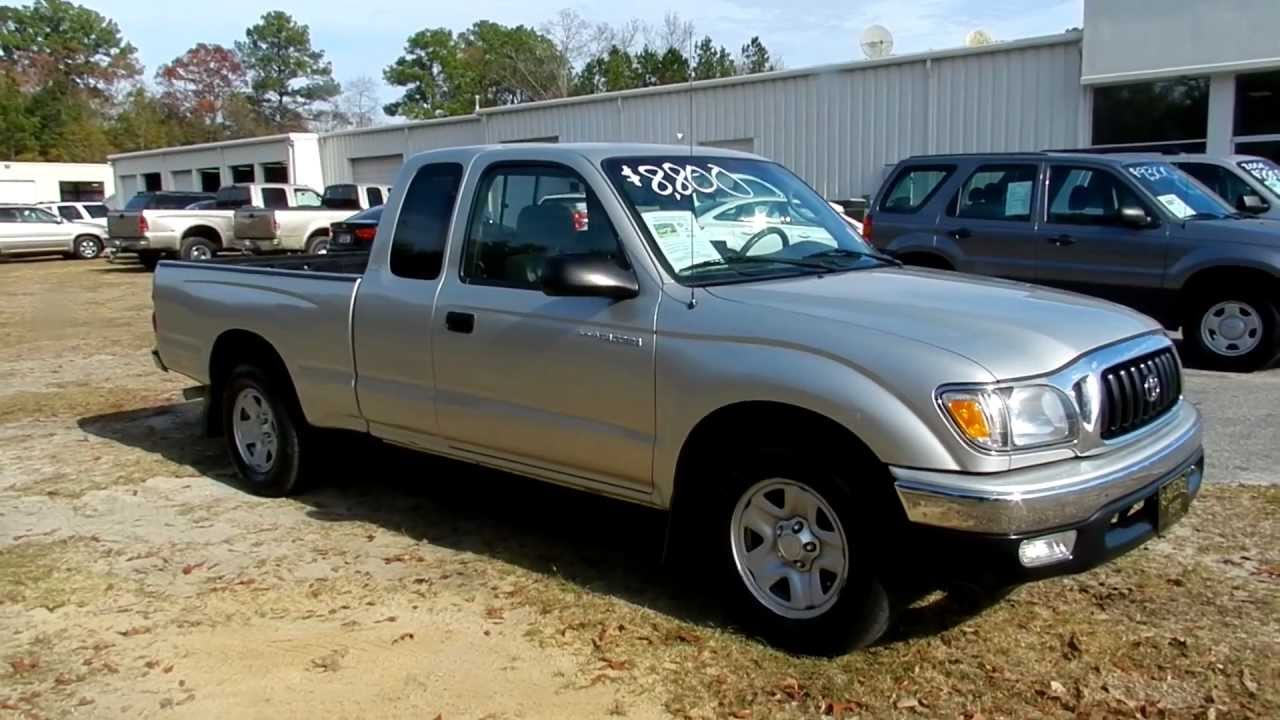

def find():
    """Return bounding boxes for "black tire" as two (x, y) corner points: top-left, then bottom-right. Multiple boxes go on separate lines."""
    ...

(180, 236), (218, 261)
(305, 234), (329, 255)
(73, 235), (103, 260)
(1181, 287), (1280, 372)
(137, 251), (162, 271)
(711, 444), (892, 655)
(220, 364), (309, 497)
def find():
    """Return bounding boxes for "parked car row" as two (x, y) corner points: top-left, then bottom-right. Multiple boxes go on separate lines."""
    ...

(0, 204), (107, 260)
(151, 143), (1205, 653)
(105, 183), (390, 268)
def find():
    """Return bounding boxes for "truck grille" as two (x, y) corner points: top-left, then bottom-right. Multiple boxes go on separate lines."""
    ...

(1098, 348), (1181, 440)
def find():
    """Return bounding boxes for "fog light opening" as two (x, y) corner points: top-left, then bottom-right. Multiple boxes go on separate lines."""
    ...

(1018, 530), (1077, 568)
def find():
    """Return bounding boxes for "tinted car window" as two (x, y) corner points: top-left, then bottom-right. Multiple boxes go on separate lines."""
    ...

(261, 188), (289, 209)
(1177, 163), (1256, 208)
(323, 185), (360, 210)
(0, 208), (17, 222)
(215, 186), (251, 209)
(295, 188), (323, 207)
(1047, 166), (1148, 225)
(367, 187), (384, 207)
(389, 163), (463, 281)
(463, 164), (622, 289)
(347, 206), (384, 223)
(55, 205), (81, 221)
(952, 164), (1037, 222)
(880, 165), (954, 213)
(124, 194), (151, 211)
(84, 204), (108, 218)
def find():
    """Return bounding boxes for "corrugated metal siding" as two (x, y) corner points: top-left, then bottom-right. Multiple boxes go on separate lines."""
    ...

(319, 35), (1083, 197)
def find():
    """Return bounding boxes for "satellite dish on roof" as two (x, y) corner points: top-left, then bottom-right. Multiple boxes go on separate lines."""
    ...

(860, 25), (893, 59)
(965, 29), (994, 47)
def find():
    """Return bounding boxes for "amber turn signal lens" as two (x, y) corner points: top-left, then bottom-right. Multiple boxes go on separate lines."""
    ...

(945, 398), (991, 442)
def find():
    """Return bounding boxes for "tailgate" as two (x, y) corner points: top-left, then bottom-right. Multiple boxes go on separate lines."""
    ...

(234, 208), (277, 239)
(108, 211), (145, 238)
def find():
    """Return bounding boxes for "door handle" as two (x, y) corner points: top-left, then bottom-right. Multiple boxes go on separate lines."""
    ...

(950, 227), (972, 240)
(1048, 234), (1076, 246)
(445, 311), (475, 334)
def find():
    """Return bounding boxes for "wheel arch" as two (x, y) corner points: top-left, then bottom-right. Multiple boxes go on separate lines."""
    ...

(207, 329), (303, 436)
(1178, 264), (1280, 313)
(182, 225), (223, 248)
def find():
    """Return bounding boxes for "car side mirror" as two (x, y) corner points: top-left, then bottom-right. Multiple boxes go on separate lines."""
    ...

(541, 254), (639, 301)
(1237, 194), (1268, 214)
(1118, 206), (1150, 228)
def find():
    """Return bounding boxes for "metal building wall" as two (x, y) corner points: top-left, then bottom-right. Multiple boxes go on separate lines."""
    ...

(319, 33), (1084, 198)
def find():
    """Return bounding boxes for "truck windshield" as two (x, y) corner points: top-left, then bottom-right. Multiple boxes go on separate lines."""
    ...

(1238, 158), (1280, 199)
(603, 156), (887, 285)
(1123, 162), (1235, 220)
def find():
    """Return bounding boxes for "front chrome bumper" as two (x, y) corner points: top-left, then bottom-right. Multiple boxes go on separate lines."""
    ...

(892, 400), (1202, 535)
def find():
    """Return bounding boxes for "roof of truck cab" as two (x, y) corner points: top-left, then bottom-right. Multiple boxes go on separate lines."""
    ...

(411, 142), (764, 163)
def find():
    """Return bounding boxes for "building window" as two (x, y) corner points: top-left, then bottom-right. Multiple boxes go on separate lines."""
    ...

(261, 162), (289, 183)
(198, 168), (221, 192)
(142, 173), (162, 192)
(59, 181), (104, 202)
(230, 164), (254, 184)
(1092, 77), (1209, 148)
(1235, 70), (1280, 138)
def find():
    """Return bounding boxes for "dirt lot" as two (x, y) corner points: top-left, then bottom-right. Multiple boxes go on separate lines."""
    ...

(1, 258), (1277, 719)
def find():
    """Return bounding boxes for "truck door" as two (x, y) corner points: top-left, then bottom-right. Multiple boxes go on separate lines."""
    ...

(352, 162), (466, 438)
(934, 162), (1042, 282)
(431, 161), (659, 493)
(1035, 164), (1169, 315)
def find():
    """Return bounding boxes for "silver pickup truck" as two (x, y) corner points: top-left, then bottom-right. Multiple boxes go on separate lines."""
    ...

(151, 143), (1204, 653)
(231, 183), (390, 255)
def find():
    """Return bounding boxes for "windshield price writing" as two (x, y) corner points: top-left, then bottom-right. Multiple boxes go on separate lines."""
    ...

(618, 163), (756, 200)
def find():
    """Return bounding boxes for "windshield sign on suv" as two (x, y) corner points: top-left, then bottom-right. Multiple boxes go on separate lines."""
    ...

(1239, 158), (1280, 199)
(1124, 161), (1235, 220)
(604, 156), (886, 285)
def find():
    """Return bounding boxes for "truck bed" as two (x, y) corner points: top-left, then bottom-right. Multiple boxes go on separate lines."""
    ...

(152, 252), (368, 433)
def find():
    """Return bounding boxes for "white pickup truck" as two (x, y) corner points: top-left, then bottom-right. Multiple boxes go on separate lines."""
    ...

(231, 183), (390, 255)
(109, 184), (323, 269)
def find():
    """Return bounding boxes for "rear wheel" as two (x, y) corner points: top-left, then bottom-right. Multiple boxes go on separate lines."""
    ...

(715, 446), (892, 654)
(221, 364), (309, 497)
(73, 235), (102, 260)
(180, 236), (217, 261)
(305, 234), (329, 255)
(1183, 287), (1280, 372)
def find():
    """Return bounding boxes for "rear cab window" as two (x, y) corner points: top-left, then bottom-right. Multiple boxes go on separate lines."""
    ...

(323, 185), (361, 210)
(879, 165), (955, 213)
(389, 163), (464, 280)
(84, 204), (108, 218)
(950, 164), (1038, 222)
(215, 187), (251, 209)
(261, 188), (290, 210)
(367, 187), (385, 207)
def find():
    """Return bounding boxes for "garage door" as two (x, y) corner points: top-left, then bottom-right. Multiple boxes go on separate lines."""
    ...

(0, 180), (37, 204)
(351, 155), (404, 185)
(171, 170), (193, 191)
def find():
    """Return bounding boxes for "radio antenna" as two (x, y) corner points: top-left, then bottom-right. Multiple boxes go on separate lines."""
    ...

(686, 27), (697, 310)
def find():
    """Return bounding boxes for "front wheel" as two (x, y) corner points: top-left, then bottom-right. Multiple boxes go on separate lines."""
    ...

(73, 235), (103, 260)
(1183, 289), (1280, 372)
(719, 452), (891, 654)
(221, 365), (308, 497)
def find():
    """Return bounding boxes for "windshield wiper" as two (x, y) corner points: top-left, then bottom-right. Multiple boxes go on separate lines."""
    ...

(1182, 212), (1227, 221)
(683, 255), (833, 274)
(805, 247), (902, 266)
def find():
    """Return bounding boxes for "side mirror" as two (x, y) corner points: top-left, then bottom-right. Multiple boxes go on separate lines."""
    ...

(1118, 206), (1150, 228)
(541, 254), (639, 301)
(1237, 194), (1268, 214)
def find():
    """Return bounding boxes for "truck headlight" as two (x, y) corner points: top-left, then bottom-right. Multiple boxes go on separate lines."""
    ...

(940, 385), (1076, 451)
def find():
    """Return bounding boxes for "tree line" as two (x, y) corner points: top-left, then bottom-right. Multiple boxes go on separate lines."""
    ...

(0, 1), (779, 163)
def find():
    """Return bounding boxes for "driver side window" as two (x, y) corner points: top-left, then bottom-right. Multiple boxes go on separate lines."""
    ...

(1047, 166), (1148, 226)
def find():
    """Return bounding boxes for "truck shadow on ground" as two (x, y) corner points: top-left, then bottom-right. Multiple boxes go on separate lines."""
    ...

(78, 400), (1008, 650)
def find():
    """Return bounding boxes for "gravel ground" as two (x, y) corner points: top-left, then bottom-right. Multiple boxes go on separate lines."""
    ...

(1, 257), (1277, 719)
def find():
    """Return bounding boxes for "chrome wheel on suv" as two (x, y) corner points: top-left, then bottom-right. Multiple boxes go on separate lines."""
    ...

(731, 479), (849, 619)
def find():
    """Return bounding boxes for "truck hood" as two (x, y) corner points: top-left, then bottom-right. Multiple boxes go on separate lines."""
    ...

(705, 268), (1161, 379)
(1181, 216), (1280, 246)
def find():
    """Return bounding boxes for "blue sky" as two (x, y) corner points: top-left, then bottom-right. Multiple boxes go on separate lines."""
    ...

(86, 0), (1082, 110)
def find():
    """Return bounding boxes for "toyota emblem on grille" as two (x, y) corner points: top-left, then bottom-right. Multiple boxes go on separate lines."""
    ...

(1143, 373), (1162, 403)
